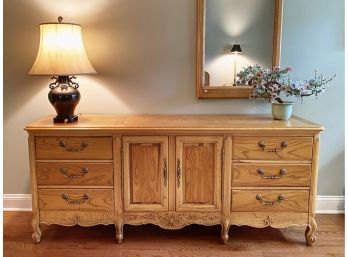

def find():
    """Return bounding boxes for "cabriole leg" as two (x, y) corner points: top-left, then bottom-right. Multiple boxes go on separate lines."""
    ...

(31, 214), (41, 243)
(115, 222), (124, 244)
(221, 219), (230, 244)
(305, 217), (317, 246)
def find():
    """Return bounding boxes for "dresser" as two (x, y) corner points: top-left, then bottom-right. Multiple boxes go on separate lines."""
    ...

(25, 115), (323, 245)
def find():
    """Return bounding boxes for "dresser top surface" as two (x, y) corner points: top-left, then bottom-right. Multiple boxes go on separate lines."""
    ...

(25, 114), (323, 132)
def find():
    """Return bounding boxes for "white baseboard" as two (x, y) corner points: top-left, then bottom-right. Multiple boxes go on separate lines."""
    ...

(4, 194), (32, 211)
(315, 196), (345, 214)
(3, 194), (345, 214)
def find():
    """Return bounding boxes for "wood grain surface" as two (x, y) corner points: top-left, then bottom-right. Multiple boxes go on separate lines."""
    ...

(37, 162), (113, 186)
(184, 142), (215, 204)
(4, 212), (344, 257)
(233, 137), (313, 160)
(25, 115), (323, 132)
(231, 190), (309, 213)
(40, 211), (114, 226)
(176, 136), (222, 211)
(232, 163), (311, 187)
(35, 137), (113, 160)
(38, 189), (114, 211)
(130, 143), (162, 204)
(230, 212), (308, 229)
(123, 136), (169, 212)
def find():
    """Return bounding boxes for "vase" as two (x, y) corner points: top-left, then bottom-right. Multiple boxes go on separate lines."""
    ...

(272, 102), (294, 120)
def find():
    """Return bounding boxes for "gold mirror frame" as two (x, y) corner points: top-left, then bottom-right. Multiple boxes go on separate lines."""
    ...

(196, 0), (283, 99)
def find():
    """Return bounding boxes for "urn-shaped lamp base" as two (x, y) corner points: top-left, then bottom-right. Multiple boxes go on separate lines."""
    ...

(48, 76), (81, 123)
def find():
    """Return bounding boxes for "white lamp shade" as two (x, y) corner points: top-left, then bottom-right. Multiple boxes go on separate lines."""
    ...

(29, 23), (97, 76)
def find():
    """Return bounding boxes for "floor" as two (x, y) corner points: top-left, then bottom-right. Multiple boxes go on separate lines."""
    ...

(3, 212), (344, 257)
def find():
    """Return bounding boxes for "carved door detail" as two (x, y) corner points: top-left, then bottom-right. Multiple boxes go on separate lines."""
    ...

(176, 136), (222, 211)
(123, 136), (169, 211)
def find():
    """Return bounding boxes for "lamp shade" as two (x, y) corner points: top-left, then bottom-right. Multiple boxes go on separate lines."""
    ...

(231, 44), (242, 54)
(29, 22), (96, 76)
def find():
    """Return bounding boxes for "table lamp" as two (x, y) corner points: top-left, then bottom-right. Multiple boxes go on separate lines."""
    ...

(29, 16), (96, 123)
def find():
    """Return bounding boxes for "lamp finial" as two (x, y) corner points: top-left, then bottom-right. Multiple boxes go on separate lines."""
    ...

(58, 16), (63, 23)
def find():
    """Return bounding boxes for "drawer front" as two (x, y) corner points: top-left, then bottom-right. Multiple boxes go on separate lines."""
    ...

(38, 189), (114, 211)
(232, 164), (311, 187)
(231, 190), (309, 213)
(234, 137), (313, 160)
(35, 137), (113, 160)
(37, 163), (113, 186)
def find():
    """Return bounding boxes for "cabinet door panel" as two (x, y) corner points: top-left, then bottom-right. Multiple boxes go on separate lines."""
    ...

(176, 136), (222, 211)
(184, 144), (214, 204)
(123, 136), (168, 211)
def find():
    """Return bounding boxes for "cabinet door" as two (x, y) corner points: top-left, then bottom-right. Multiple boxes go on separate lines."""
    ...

(123, 136), (169, 211)
(176, 136), (222, 211)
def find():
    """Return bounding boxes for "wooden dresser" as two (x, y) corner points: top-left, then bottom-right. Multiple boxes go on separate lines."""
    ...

(25, 115), (323, 245)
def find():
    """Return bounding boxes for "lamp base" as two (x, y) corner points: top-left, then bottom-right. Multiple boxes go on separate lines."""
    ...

(48, 76), (81, 124)
(53, 115), (79, 123)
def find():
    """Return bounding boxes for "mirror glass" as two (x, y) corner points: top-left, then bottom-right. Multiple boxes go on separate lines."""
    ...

(196, 0), (282, 98)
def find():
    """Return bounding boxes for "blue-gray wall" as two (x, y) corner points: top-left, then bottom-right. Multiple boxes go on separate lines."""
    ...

(4, 0), (344, 196)
(282, 0), (345, 195)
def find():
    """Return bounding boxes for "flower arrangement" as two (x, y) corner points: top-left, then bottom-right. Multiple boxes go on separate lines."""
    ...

(236, 65), (335, 103)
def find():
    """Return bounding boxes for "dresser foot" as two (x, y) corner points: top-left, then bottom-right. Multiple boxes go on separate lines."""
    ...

(305, 218), (317, 246)
(221, 220), (230, 244)
(31, 217), (41, 243)
(115, 223), (124, 244)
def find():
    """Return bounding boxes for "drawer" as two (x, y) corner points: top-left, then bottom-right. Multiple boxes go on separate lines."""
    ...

(232, 164), (311, 187)
(37, 163), (113, 186)
(35, 137), (113, 160)
(234, 137), (313, 160)
(38, 189), (114, 211)
(231, 190), (309, 213)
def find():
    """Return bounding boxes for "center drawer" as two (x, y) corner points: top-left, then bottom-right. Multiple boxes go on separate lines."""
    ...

(38, 189), (114, 211)
(37, 163), (113, 186)
(35, 137), (113, 160)
(231, 190), (309, 213)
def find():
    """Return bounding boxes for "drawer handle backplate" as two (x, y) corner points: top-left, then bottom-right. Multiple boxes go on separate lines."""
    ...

(257, 168), (287, 180)
(258, 141), (288, 152)
(60, 167), (89, 179)
(177, 159), (181, 188)
(62, 194), (89, 205)
(163, 158), (168, 187)
(59, 141), (88, 152)
(256, 194), (285, 206)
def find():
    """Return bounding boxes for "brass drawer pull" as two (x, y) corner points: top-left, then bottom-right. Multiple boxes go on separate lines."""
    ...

(60, 167), (89, 179)
(256, 194), (285, 206)
(61, 194), (89, 205)
(258, 141), (288, 152)
(59, 141), (88, 152)
(163, 158), (168, 187)
(177, 159), (181, 188)
(257, 168), (287, 180)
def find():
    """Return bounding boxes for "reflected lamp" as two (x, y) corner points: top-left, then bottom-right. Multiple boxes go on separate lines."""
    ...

(231, 43), (243, 84)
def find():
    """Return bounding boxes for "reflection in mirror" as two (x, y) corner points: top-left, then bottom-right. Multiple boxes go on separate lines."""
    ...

(196, 0), (283, 98)
(205, 0), (275, 87)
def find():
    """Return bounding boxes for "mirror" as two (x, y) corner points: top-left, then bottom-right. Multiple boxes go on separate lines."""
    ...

(196, 0), (283, 99)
